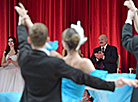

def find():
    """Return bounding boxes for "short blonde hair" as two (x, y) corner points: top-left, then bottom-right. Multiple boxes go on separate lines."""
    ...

(29, 23), (48, 47)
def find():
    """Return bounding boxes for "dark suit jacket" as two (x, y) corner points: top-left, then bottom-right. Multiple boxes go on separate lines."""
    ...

(122, 23), (138, 102)
(90, 44), (118, 73)
(17, 25), (115, 102)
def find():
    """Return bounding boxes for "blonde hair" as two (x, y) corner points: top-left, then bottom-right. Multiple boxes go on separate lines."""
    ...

(29, 23), (48, 47)
(62, 28), (80, 50)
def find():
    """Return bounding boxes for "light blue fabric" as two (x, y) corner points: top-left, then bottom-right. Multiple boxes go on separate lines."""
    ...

(0, 92), (22, 102)
(90, 69), (108, 80)
(62, 78), (85, 102)
(0, 70), (135, 102)
(45, 40), (58, 51)
(89, 70), (136, 102)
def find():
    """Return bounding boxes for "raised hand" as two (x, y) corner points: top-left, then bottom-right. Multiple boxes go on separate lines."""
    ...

(15, 3), (28, 17)
(15, 3), (33, 28)
(124, 0), (138, 32)
(94, 53), (101, 59)
(124, 0), (137, 11)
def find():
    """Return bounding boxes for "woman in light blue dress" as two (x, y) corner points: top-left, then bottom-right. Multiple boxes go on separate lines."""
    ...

(61, 23), (95, 102)
(61, 21), (137, 102)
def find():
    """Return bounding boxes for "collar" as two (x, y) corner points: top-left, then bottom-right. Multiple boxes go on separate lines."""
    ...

(37, 48), (50, 56)
(101, 44), (108, 50)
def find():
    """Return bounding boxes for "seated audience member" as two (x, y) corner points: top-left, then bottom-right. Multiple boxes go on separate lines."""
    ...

(0, 36), (24, 93)
(90, 35), (118, 73)
(14, 3), (138, 102)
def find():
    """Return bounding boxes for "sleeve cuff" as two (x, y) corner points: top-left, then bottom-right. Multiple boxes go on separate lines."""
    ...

(125, 19), (132, 25)
(102, 56), (105, 60)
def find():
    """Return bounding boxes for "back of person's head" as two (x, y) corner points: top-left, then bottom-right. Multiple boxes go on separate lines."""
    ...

(29, 23), (48, 47)
(62, 28), (80, 50)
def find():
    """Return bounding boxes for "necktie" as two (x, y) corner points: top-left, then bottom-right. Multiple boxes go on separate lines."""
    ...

(102, 47), (104, 53)
(99, 47), (104, 70)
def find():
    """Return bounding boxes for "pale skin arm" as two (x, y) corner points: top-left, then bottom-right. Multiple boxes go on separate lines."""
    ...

(134, 12), (138, 33)
(15, 3), (63, 58)
(1, 51), (10, 67)
(86, 77), (138, 90)
(1, 52), (19, 67)
(24, 15), (33, 28)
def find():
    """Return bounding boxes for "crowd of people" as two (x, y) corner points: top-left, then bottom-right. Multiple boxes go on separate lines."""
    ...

(1, 0), (138, 102)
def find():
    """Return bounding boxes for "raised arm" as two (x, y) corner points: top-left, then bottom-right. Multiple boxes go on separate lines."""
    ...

(122, 1), (138, 53)
(15, 3), (33, 28)
(124, 0), (138, 32)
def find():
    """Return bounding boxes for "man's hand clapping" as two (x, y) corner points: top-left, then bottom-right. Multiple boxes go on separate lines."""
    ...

(94, 51), (104, 60)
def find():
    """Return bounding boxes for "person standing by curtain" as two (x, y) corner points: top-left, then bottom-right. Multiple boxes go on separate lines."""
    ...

(1, 36), (18, 67)
(0, 36), (24, 93)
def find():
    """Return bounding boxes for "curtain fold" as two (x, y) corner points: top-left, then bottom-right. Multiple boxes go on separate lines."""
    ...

(0, 0), (137, 72)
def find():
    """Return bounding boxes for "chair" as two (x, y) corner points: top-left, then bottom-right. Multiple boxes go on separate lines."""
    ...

(129, 67), (136, 74)
(117, 55), (121, 73)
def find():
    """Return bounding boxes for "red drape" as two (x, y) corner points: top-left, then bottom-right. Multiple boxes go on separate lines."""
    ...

(0, 0), (138, 72)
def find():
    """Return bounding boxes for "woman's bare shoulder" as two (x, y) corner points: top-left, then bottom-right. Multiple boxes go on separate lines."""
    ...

(80, 58), (95, 73)
(81, 58), (92, 64)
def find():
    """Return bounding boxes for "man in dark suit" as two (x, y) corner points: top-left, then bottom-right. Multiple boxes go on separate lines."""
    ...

(122, 0), (138, 101)
(90, 34), (118, 73)
(15, 3), (138, 102)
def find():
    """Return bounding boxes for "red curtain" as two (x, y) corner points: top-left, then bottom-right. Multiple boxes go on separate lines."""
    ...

(0, 0), (17, 64)
(0, 0), (137, 72)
